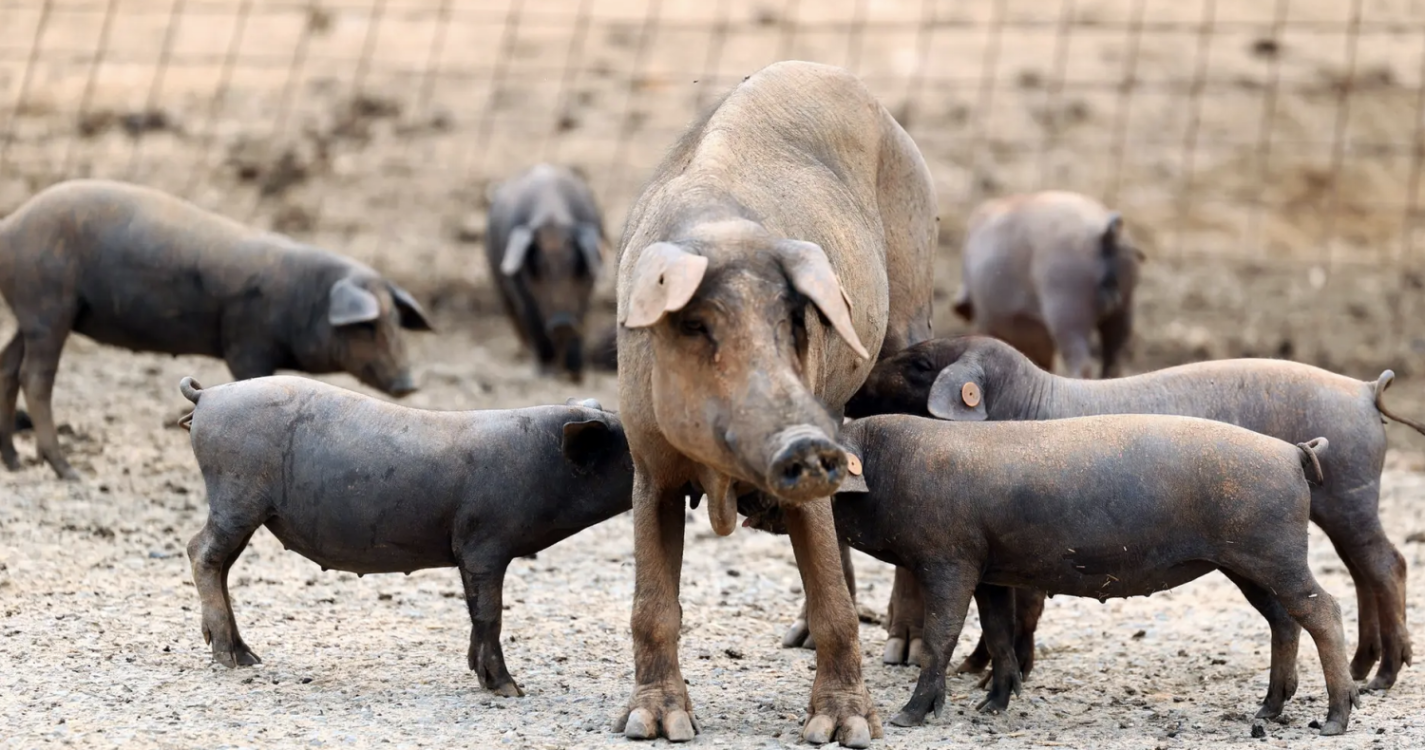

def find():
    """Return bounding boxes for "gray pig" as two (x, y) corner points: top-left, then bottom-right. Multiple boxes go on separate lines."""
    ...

(0, 179), (432, 480)
(485, 164), (605, 382)
(951, 191), (1142, 379)
(820, 414), (1357, 735)
(846, 335), (1425, 691)
(178, 375), (633, 697)
(613, 61), (936, 747)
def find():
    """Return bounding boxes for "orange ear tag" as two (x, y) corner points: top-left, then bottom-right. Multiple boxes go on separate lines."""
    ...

(961, 382), (981, 408)
(846, 453), (863, 476)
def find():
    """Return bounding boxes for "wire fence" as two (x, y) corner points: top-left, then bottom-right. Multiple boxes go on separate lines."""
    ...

(0, 0), (1421, 337)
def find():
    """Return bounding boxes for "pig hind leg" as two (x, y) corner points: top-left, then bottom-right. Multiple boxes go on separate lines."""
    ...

(959, 588), (1045, 684)
(1221, 570), (1301, 719)
(457, 556), (522, 697)
(882, 566), (925, 666)
(0, 331), (24, 470)
(1315, 481), (1410, 690)
(889, 562), (979, 727)
(186, 511), (262, 668)
(1097, 304), (1133, 378)
(1040, 292), (1098, 379)
(1220, 555), (1358, 736)
(17, 321), (78, 479)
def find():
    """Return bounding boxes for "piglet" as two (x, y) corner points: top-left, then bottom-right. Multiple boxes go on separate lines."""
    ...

(847, 335), (1425, 691)
(178, 375), (633, 697)
(825, 413), (1356, 735)
(951, 191), (1142, 378)
(0, 179), (432, 480)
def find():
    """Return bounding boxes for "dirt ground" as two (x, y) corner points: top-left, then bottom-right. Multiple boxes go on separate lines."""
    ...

(3, 0), (1425, 748)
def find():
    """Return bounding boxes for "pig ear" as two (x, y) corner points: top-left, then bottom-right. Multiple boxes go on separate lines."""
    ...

(328, 278), (382, 327)
(576, 224), (603, 276)
(561, 417), (613, 469)
(500, 225), (534, 277)
(564, 396), (604, 411)
(623, 242), (709, 328)
(387, 283), (433, 331)
(927, 362), (988, 421)
(775, 239), (870, 360)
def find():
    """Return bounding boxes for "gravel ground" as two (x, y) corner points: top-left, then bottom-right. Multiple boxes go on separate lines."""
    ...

(1, 311), (1422, 750)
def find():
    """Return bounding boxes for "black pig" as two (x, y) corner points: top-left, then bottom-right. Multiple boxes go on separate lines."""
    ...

(0, 179), (432, 480)
(486, 164), (605, 382)
(179, 376), (633, 697)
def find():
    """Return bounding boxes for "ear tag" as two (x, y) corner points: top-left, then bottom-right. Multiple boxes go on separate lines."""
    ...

(846, 453), (863, 476)
(961, 382), (981, 408)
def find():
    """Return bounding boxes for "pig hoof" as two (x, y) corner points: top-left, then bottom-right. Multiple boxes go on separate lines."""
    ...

(664, 710), (695, 742)
(888, 710), (924, 728)
(214, 645), (262, 668)
(838, 716), (872, 749)
(782, 619), (812, 649)
(802, 714), (836, 744)
(490, 681), (524, 698)
(1254, 703), (1284, 721)
(956, 654), (989, 675)
(881, 637), (907, 665)
(975, 694), (1009, 714)
(622, 708), (657, 739)
(906, 638), (925, 665)
(1364, 672), (1396, 692)
(1318, 719), (1347, 736)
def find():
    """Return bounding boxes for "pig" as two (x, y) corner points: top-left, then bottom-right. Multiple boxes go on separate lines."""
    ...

(485, 164), (605, 382)
(846, 335), (1425, 691)
(951, 191), (1143, 379)
(178, 375), (633, 697)
(0, 179), (432, 480)
(612, 61), (936, 747)
(749, 414), (1356, 735)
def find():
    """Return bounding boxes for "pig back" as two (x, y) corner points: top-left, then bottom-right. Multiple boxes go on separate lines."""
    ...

(845, 414), (1313, 568)
(188, 377), (588, 573)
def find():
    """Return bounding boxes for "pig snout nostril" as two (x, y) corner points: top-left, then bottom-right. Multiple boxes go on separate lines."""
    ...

(767, 433), (846, 502)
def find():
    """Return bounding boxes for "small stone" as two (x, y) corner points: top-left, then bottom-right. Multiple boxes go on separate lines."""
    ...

(1251, 720), (1267, 738)
(1132, 629), (1146, 639)
(1309, 719), (1322, 730)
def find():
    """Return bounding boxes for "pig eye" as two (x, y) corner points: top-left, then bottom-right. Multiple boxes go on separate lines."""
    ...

(678, 317), (709, 338)
(912, 357), (936, 373)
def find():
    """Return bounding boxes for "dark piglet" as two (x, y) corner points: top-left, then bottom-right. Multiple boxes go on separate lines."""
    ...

(486, 164), (605, 382)
(822, 414), (1357, 735)
(179, 376), (633, 697)
(0, 179), (432, 480)
(847, 335), (1424, 691)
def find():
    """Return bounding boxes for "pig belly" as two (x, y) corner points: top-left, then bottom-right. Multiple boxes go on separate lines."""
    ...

(264, 516), (459, 576)
(73, 283), (223, 356)
(982, 539), (1218, 600)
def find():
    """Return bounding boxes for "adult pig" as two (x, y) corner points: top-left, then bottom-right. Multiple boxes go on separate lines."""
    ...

(951, 191), (1142, 378)
(825, 414), (1357, 735)
(613, 60), (936, 747)
(179, 376), (633, 697)
(847, 334), (1425, 691)
(486, 163), (605, 381)
(0, 179), (432, 480)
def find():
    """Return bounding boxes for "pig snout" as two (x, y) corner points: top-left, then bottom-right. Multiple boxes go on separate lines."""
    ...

(545, 312), (579, 336)
(766, 426), (848, 503)
(382, 371), (418, 398)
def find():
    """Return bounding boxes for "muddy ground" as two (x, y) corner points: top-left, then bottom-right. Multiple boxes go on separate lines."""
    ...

(3, 0), (1425, 748)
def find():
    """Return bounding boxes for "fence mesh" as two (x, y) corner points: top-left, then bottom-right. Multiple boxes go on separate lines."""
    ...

(0, 0), (1421, 369)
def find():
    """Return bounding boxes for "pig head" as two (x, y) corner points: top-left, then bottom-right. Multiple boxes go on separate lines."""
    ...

(621, 223), (871, 512)
(311, 270), (431, 397)
(487, 164), (604, 381)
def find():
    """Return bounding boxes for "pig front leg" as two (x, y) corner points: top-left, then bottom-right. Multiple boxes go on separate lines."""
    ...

(1097, 304), (1133, 378)
(458, 558), (522, 697)
(186, 516), (262, 667)
(783, 541), (858, 651)
(1041, 293), (1097, 379)
(0, 332), (24, 471)
(973, 584), (1023, 714)
(783, 499), (880, 748)
(889, 561), (979, 727)
(616, 472), (697, 742)
(881, 567), (925, 666)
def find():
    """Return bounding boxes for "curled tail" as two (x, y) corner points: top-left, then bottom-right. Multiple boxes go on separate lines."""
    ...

(1374, 370), (1425, 436)
(177, 377), (202, 431)
(1296, 437), (1328, 486)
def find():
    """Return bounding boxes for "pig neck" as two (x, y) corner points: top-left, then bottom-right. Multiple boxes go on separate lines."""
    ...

(990, 356), (1193, 420)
